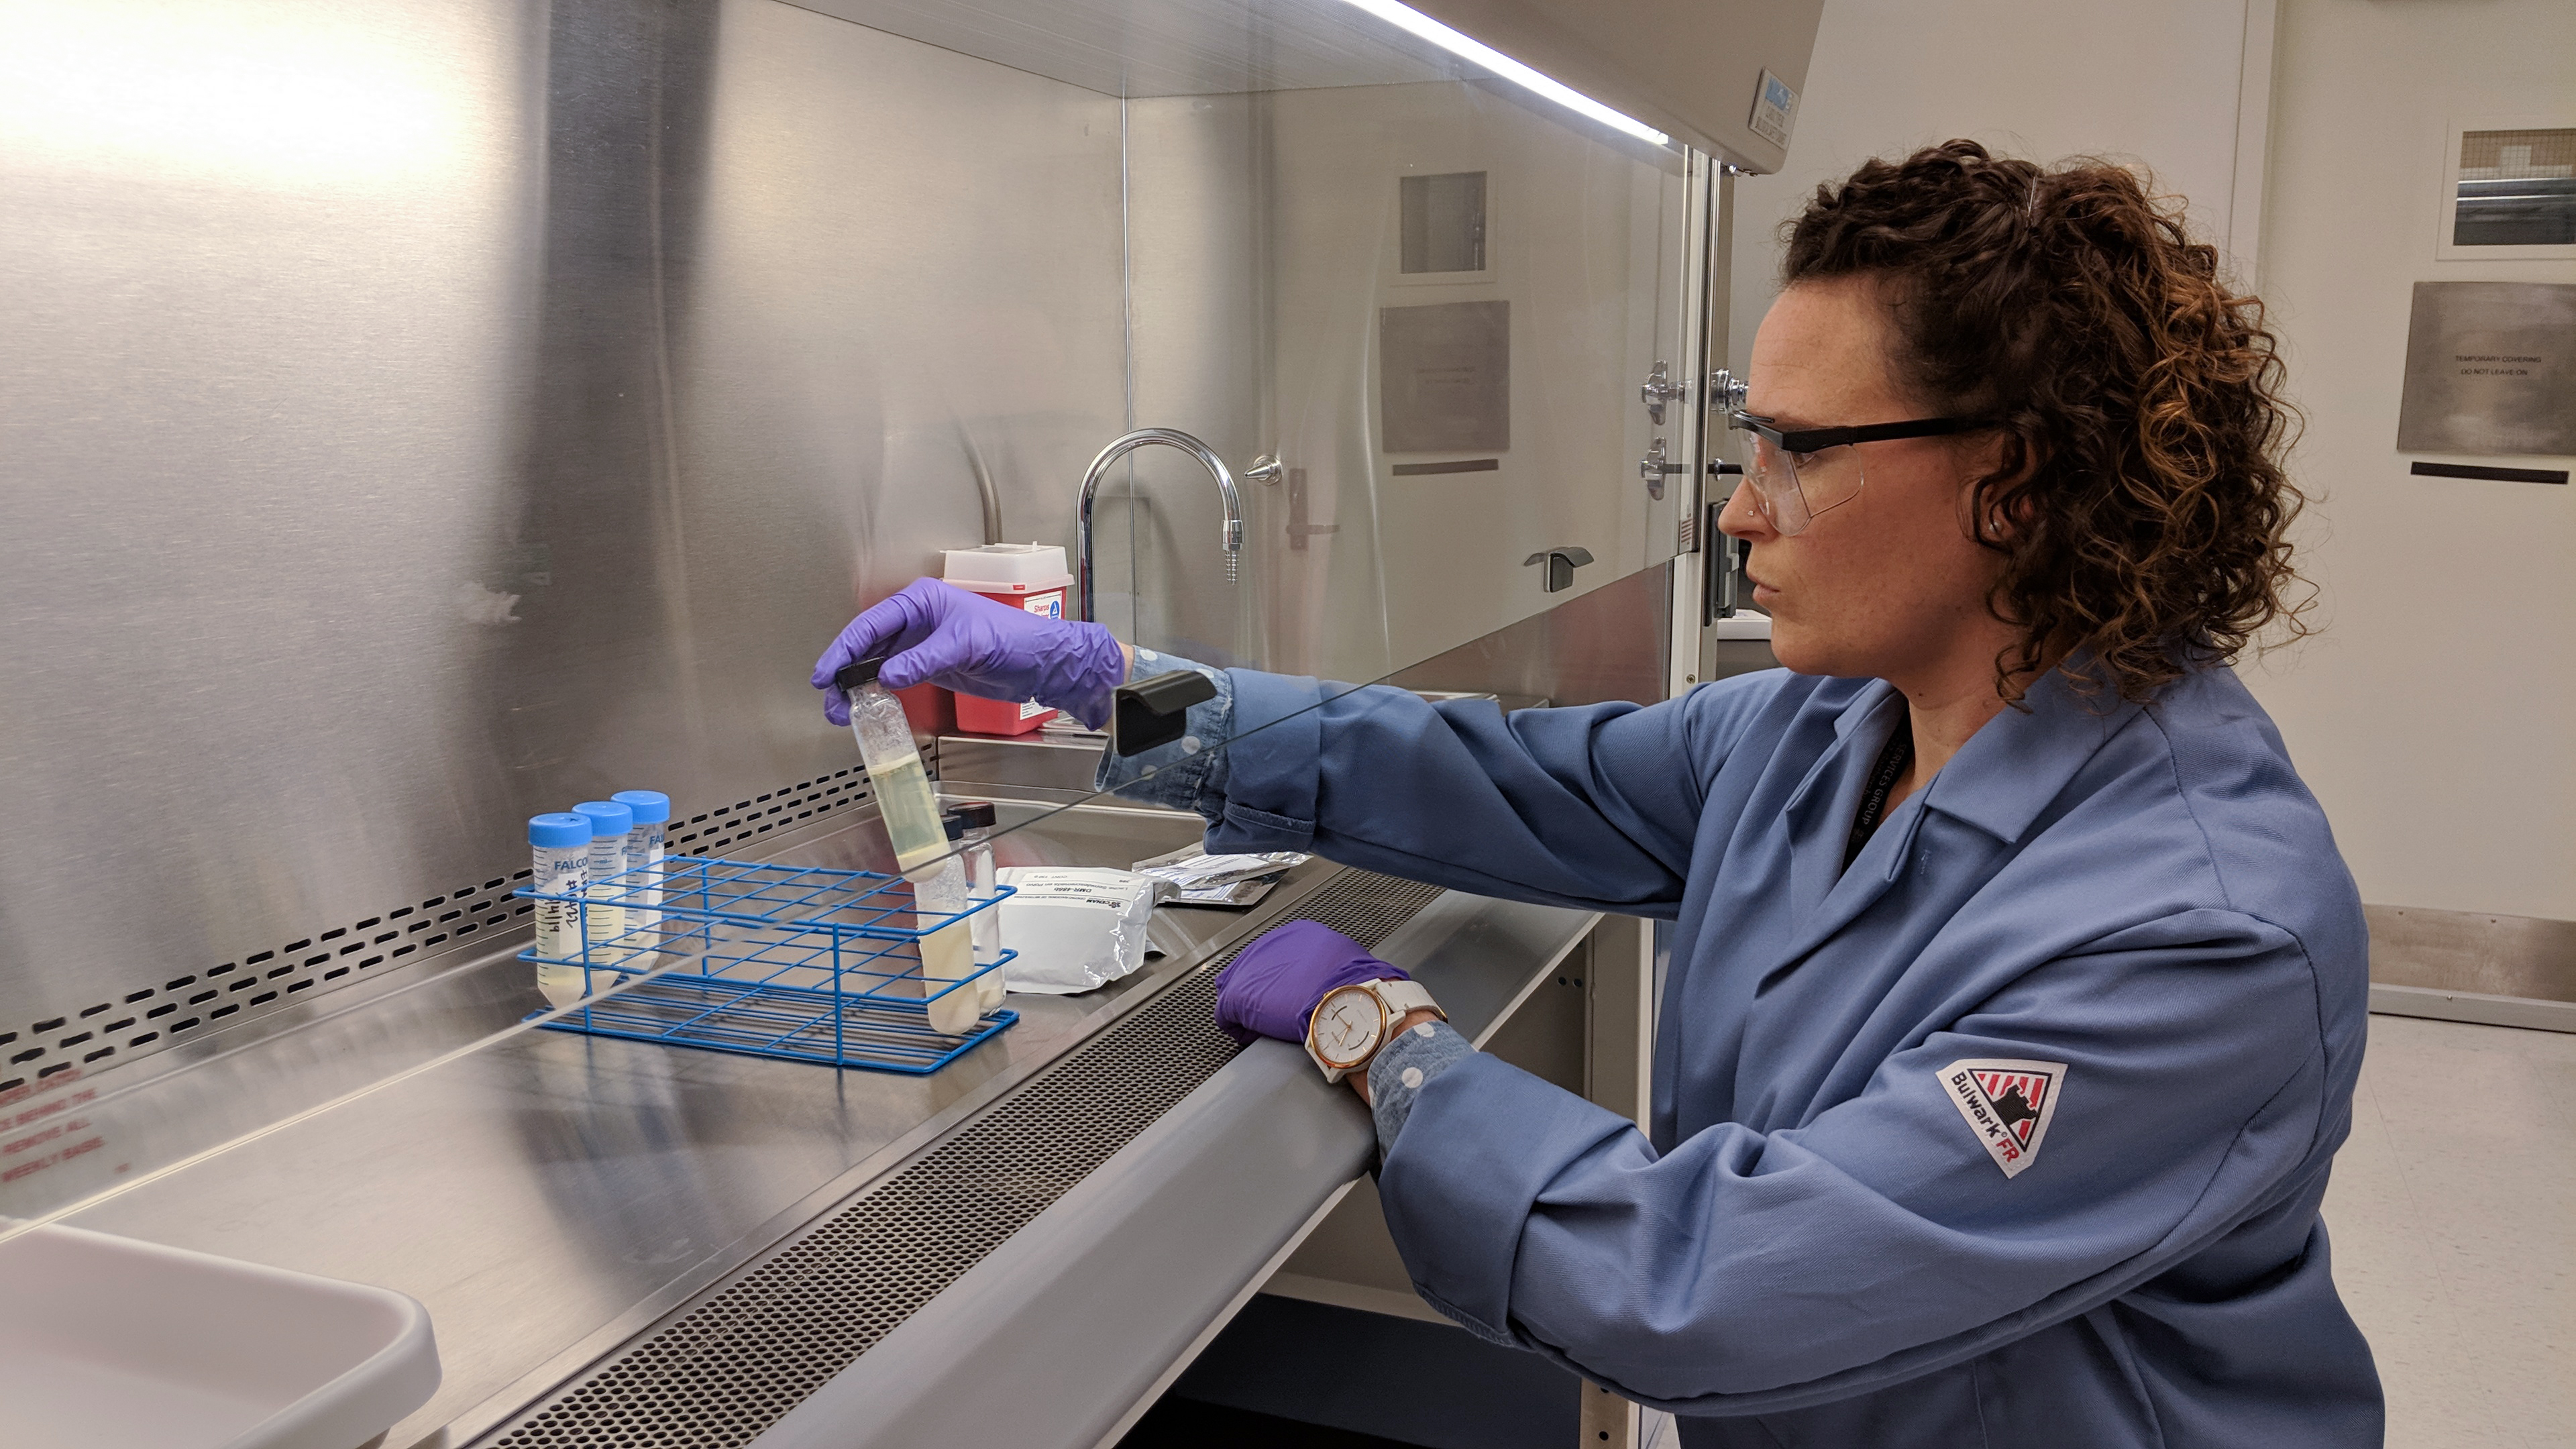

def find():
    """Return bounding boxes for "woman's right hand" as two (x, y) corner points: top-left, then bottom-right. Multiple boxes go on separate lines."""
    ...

(809, 578), (1128, 729)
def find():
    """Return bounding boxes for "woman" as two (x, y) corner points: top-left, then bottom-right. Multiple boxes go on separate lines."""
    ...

(814, 141), (2379, 1446)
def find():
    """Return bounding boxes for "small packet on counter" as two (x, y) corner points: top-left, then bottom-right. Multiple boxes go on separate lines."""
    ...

(997, 867), (1171, 995)
(1164, 875), (1282, 907)
(1130, 847), (1309, 908)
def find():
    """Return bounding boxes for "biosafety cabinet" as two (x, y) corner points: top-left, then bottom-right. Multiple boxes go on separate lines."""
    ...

(0, 1), (1818, 1445)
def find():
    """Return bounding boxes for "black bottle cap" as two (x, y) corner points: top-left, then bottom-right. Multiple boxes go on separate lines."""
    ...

(834, 656), (887, 691)
(949, 800), (997, 830)
(941, 808), (967, 842)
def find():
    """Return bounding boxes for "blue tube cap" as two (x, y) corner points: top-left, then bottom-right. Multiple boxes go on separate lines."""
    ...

(529, 812), (592, 849)
(572, 800), (634, 838)
(611, 790), (672, 824)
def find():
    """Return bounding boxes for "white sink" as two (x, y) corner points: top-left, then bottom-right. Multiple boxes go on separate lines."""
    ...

(0, 1222), (439, 1449)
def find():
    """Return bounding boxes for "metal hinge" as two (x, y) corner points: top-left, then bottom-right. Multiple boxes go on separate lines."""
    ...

(1705, 368), (1749, 415)
(1639, 360), (1689, 425)
(1638, 437), (1689, 498)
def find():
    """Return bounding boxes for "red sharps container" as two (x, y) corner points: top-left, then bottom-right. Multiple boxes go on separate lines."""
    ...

(943, 543), (1075, 736)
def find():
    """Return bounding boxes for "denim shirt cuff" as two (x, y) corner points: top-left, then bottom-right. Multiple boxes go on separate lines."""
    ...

(1090, 649), (1234, 821)
(1368, 1018), (1475, 1154)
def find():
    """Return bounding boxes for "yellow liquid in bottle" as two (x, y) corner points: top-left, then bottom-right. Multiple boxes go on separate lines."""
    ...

(851, 682), (980, 1034)
(869, 753), (948, 867)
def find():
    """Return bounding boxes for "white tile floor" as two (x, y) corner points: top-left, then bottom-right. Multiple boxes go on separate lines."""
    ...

(2326, 1015), (2576, 1449)
(1635, 1014), (2574, 1449)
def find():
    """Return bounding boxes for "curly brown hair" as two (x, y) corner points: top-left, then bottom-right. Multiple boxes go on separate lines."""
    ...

(1781, 139), (2309, 704)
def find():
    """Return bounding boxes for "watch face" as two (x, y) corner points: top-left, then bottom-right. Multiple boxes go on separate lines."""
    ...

(1310, 987), (1384, 1069)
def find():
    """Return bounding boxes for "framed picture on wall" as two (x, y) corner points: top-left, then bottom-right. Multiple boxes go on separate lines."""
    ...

(2436, 117), (2576, 261)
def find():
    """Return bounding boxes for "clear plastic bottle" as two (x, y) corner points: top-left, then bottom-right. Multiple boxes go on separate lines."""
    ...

(837, 658), (979, 1034)
(529, 812), (592, 1008)
(611, 790), (670, 941)
(947, 801), (1006, 1011)
(571, 799), (635, 967)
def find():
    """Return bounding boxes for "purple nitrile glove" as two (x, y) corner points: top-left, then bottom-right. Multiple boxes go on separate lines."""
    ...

(810, 578), (1128, 729)
(1214, 920), (1412, 1046)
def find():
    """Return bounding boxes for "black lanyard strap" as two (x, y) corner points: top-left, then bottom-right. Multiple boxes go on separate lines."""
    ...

(1844, 716), (1916, 871)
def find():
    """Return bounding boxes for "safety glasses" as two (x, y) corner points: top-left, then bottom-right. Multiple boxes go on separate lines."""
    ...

(1725, 410), (1997, 535)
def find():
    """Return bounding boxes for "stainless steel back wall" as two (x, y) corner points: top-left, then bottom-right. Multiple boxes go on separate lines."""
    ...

(0, 0), (1126, 1057)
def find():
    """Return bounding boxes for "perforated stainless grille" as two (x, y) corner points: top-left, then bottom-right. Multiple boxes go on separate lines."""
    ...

(480, 869), (1446, 1449)
(0, 771), (873, 1095)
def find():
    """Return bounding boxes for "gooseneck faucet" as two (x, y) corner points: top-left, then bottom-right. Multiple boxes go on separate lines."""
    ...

(1075, 427), (1275, 623)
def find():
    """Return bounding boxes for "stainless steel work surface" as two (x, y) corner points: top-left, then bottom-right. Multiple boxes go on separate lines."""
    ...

(44, 799), (1232, 1448)
(0, 798), (1213, 1217)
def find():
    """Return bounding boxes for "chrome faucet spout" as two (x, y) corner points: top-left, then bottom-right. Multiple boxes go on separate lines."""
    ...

(1074, 427), (1248, 624)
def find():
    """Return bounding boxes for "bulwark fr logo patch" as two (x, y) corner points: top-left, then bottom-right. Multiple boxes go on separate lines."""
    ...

(1938, 1059), (2067, 1178)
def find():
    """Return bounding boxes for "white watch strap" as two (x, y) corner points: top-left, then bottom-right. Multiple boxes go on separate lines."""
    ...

(1366, 978), (1441, 1022)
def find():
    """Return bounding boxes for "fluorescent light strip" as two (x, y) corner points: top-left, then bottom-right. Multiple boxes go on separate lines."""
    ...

(1338, 0), (1670, 147)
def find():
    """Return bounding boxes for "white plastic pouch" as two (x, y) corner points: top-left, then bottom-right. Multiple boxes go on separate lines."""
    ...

(996, 867), (1167, 995)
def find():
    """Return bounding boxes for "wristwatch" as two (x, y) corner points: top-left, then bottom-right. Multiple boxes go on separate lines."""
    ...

(1305, 978), (1445, 1083)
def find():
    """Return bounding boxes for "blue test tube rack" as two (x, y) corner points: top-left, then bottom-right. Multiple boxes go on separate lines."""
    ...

(515, 857), (1017, 1075)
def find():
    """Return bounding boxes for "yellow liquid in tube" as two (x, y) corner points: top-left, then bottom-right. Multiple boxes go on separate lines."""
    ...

(849, 683), (980, 1034)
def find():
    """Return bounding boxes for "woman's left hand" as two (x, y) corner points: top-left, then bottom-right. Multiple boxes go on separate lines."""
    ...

(1213, 920), (1409, 1045)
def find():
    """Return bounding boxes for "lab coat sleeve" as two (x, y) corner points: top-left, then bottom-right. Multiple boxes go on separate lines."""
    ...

(1375, 908), (2336, 1413)
(1171, 667), (1778, 916)
(1368, 1018), (1477, 1150)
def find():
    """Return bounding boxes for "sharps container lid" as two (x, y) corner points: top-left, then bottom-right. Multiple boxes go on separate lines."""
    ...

(611, 790), (671, 824)
(941, 543), (1071, 593)
(529, 813), (592, 848)
(572, 800), (634, 838)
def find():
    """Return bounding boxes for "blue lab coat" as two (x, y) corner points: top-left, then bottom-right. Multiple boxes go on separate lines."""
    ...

(1136, 656), (2380, 1446)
